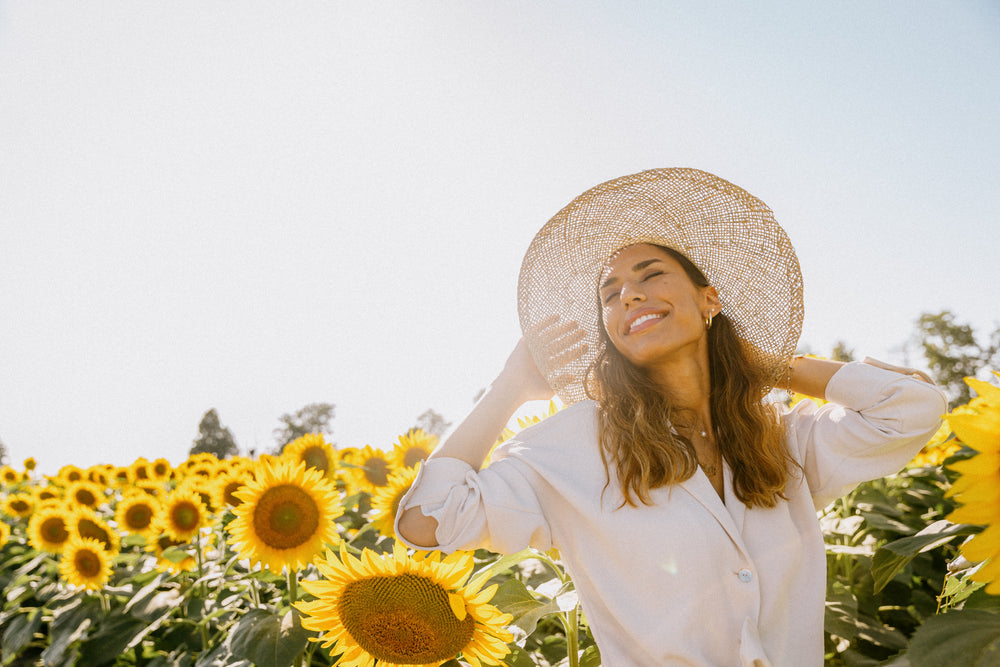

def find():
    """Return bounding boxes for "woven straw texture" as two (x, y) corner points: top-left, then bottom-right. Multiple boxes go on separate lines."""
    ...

(517, 167), (804, 404)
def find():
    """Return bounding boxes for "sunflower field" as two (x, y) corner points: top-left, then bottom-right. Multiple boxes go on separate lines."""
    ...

(1, 379), (999, 667)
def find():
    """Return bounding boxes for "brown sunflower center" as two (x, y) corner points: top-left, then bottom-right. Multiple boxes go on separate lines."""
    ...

(252, 484), (320, 549)
(171, 501), (201, 531)
(10, 498), (30, 513)
(125, 504), (154, 530)
(78, 518), (113, 550)
(134, 466), (149, 480)
(338, 573), (475, 663)
(41, 517), (69, 544)
(223, 481), (244, 507)
(75, 489), (98, 506)
(301, 446), (330, 474)
(363, 458), (390, 487)
(403, 447), (429, 469)
(74, 548), (102, 578)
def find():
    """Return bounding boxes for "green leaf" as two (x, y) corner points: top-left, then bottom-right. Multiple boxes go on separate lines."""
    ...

(227, 608), (309, 667)
(871, 521), (980, 593)
(579, 644), (603, 667)
(161, 546), (192, 564)
(489, 578), (560, 638)
(500, 646), (539, 667)
(40, 613), (92, 667)
(77, 614), (148, 665)
(899, 609), (1000, 666)
(1, 608), (42, 662)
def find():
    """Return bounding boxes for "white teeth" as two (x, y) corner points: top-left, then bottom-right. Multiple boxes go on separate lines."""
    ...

(629, 313), (662, 332)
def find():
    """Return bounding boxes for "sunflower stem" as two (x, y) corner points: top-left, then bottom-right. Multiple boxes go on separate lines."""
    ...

(249, 573), (262, 609)
(565, 606), (580, 667)
(195, 531), (207, 599)
(287, 567), (298, 605)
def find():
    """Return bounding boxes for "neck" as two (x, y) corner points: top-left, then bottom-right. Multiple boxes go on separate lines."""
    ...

(647, 349), (713, 432)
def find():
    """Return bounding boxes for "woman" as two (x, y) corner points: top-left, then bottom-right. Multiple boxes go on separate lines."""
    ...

(396, 168), (946, 666)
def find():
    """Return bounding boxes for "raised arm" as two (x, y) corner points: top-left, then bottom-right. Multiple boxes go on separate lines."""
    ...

(396, 336), (562, 547)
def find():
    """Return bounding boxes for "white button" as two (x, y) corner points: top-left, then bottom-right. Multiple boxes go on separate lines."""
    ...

(738, 568), (753, 583)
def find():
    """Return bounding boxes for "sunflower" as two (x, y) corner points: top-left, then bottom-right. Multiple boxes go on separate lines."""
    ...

(115, 492), (161, 538)
(0, 466), (22, 486)
(158, 487), (209, 543)
(344, 446), (393, 495)
(32, 484), (62, 505)
(2, 493), (34, 519)
(0, 521), (11, 546)
(946, 373), (1000, 594)
(211, 470), (249, 511)
(175, 478), (217, 516)
(86, 465), (112, 488)
(59, 536), (113, 590)
(227, 458), (343, 574)
(66, 480), (106, 510)
(390, 430), (437, 470)
(369, 466), (419, 540)
(296, 542), (513, 667)
(283, 433), (338, 479)
(112, 466), (133, 487)
(149, 458), (174, 482)
(69, 506), (121, 554)
(910, 420), (963, 468)
(23, 457), (37, 472)
(28, 505), (72, 553)
(56, 464), (85, 484)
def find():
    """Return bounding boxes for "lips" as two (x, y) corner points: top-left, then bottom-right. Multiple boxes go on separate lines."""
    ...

(626, 310), (667, 334)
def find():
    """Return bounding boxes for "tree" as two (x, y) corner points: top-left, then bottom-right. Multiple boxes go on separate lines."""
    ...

(412, 409), (451, 438)
(190, 409), (239, 459)
(273, 402), (335, 453)
(913, 310), (1000, 404)
(830, 340), (855, 362)
(0, 436), (7, 466)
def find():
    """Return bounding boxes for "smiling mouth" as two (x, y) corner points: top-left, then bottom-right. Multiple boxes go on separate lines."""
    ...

(628, 312), (664, 334)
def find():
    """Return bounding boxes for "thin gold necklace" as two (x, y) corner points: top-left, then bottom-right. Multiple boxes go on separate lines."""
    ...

(696, 428), (721, 477)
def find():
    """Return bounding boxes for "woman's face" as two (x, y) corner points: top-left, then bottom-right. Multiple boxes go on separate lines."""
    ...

(598, 244), (719, 370)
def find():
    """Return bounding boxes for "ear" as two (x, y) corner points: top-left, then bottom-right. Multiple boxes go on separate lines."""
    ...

(701, 285), (721, 314)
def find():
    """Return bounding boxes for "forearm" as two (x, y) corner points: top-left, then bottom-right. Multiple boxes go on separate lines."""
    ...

(398, 351), (547, 548)
(786, 355), (845, 400)
(397, 379), (530, 548)
(427, 375), (532, 468)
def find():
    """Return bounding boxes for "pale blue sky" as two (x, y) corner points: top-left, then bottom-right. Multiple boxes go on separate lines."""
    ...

(2, 1), (998, 473)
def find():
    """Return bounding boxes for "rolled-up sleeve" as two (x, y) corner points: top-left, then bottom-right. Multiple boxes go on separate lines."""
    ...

(394, 454), (552, 554)
(786, 359), (949, 509)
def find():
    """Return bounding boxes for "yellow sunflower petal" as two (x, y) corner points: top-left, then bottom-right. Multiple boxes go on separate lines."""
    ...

(960, 524), (1000, 562)
(449, 591), (468, 621)
(946, 412), (1000, 453)
(949, 502), (1000, 526)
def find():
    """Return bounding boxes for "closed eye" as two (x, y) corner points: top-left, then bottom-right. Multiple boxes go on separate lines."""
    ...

(641, 271), (663, 282)
(602, 290), (620, 305)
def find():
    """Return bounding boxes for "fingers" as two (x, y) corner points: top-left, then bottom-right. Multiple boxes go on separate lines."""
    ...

(526, 315), (590, 375)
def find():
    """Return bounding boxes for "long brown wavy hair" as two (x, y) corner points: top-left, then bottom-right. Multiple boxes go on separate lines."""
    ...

(585, 245), (795, 508)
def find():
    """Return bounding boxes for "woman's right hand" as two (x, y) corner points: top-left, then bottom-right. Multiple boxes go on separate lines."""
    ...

(499, 316), (588, 403)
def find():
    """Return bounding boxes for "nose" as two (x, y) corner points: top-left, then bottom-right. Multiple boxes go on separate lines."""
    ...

(619, 280), (645, 306)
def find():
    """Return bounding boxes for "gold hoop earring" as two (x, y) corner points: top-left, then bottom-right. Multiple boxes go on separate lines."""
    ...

(704, 312), (713, 330)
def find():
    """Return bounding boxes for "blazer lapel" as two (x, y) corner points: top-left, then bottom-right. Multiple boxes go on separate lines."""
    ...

(680, 462), (748, 555)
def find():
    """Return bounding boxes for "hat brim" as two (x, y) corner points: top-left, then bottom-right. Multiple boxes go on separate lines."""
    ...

(517, 168), (804, 404)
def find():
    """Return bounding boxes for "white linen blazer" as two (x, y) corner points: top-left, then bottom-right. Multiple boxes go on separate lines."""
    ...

(396, 361), (947, 666)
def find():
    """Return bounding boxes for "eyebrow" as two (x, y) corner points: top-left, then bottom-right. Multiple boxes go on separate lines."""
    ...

(600, 258), (664, 290)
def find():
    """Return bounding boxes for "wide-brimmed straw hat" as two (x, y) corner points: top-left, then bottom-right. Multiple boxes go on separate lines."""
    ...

(517, 167), (804, 404)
